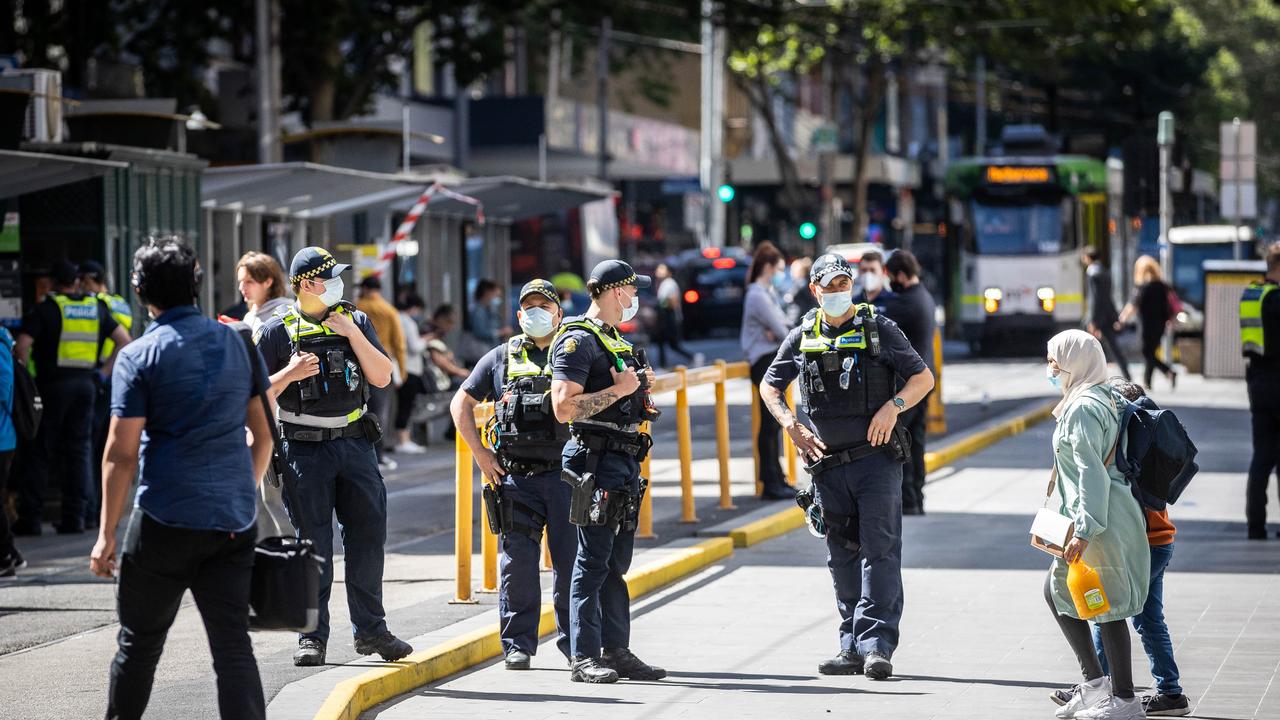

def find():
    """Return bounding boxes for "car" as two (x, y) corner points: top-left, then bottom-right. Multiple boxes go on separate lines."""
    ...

(823, 242), (886, 266)
(674, 247), (751, 338)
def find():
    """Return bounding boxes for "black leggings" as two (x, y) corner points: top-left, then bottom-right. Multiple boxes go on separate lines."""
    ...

(395, 374), (426, 431)
(1044, 572), (1133, 698)
(1142, 329), (1172, 388)
(750, 355), (785, 490)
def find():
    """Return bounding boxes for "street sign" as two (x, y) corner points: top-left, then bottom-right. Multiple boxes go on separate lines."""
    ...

(810, 124), (838, 154)
(1221, 120), (1259, 220)
(1221, 182), (1258, 219)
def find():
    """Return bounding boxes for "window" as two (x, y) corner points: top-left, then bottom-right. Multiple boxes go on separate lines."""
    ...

(971, 201), (1065, 255)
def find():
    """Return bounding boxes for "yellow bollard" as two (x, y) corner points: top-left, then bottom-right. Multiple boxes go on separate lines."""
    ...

(674, 366), (698, 523)
(637, 420), (656, 539)
(714, 360), (735, 509)
(783, 384), (798, 486)
(751, 382), (762, 497)
(451, 431), (476, 603)
(542, 535), (552, 571)
(480, 474), (499, 593)
(926, 327), (947, 434)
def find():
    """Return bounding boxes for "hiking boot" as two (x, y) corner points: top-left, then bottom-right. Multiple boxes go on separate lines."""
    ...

(570, 656), (619, 683)
(817, 650), (864, 675)
(1056, 676), (1111, 719)
(760, 483), (795, 501)
(863, 651), (893, 680)
(1142, 693), (1190, 716)
(602, 647), (666, 680)
(1076, 695), (1144, 720)
(354, 631), (413, 662)
(293, 638), (326, 667)
(504, 649), (531, 670)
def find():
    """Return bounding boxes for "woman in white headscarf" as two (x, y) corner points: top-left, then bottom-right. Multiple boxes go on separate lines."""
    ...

(1043, 330), (1150, 720)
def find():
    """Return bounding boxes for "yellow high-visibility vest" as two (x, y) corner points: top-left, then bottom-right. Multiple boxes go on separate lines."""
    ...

(1241, 281), (1277, 357)
(51, 293), (102, 369)
(97, 292), (132, 361)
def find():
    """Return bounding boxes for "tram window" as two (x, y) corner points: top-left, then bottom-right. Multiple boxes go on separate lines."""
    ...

(971, 202), (1064, 255)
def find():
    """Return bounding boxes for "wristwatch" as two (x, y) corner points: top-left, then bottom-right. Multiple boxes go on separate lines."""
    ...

(892, 396), (906, 412)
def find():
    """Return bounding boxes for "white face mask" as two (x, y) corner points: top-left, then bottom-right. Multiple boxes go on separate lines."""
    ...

(519, 306), (556, 338)
(620, 291), (640, 322)
(819, 289), (853, 317)
(862, 271), (883, 293)
(318, 276), (344, 306)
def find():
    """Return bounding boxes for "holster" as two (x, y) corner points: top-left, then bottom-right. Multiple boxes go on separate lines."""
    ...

(482, 483), (503, 535)
(482, 482), (547, 541)
(361, 413), (383, 444)
(563, 465), (610, 527)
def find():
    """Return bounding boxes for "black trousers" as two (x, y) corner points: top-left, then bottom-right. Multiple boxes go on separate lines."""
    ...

(1247, 376), (1280, 532)
(1095, 325), (1132, 381)
(394, 374), (426, 431)
(0, 450), (14, 557)
(655, 308), (693, 368)
(900, 394), (928, 511)
(1141, 329), (1171, 388)
(20, 375), (96, 528)
(750, 355), (786, 491)
(107, 511), (264, 720)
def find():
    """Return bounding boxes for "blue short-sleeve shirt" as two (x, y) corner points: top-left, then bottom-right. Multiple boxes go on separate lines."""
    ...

(112, 306), (268, 532)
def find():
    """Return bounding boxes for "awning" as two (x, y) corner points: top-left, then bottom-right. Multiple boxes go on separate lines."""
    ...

(201, 162), (437, 218)
(389, 175), (612, 221)
(0, 149), (127, 198)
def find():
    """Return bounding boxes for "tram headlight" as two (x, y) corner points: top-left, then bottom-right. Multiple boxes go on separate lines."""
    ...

(983, 287), (1002, 314)
(1037, 287), (1056, 313)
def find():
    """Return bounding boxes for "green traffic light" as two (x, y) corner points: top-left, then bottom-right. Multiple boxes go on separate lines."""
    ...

(798, 222), (817, 240)
(716, 184), (735, 203)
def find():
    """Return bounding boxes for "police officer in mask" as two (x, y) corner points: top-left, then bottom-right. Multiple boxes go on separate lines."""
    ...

(254, 247), (412, 667)
(760, 253), (934, 681)
(550, 260), (664, 684)
(450, 279), (576, 670)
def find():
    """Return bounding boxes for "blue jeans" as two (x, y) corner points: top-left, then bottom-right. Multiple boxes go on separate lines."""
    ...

(563, 438), (641, 659)
(498, 468), (577, 659)
(282, 435), (389, 643)
(1095, 542), (1182, 695)
(812, 451), (904, 658)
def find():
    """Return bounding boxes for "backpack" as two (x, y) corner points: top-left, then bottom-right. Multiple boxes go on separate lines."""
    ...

(1110, 390), (1198, 511)
(0, 331), (41, 442)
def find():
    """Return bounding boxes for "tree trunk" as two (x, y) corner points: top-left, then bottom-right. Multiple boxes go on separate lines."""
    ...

(738, 72), (807, 217)
(308, 41), (342, 122)
(851, 62), (886, 244)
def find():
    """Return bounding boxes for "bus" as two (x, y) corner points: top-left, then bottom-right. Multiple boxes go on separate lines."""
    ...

(943, 153), (1110, 351)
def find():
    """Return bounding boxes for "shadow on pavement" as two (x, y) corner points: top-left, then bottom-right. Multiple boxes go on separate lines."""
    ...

(384, 686), (643, 705)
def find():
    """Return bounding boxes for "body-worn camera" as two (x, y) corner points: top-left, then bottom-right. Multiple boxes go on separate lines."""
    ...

(326, 349), (346, 376)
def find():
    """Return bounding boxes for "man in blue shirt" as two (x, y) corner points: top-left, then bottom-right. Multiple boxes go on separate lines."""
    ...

(90, 238), (274, 720)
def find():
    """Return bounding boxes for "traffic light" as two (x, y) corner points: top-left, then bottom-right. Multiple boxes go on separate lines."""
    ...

(798, 222), (817, 240)
(716, 183), (735, 203)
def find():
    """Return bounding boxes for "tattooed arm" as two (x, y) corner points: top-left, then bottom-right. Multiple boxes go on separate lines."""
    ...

(551, 367), (641, 424)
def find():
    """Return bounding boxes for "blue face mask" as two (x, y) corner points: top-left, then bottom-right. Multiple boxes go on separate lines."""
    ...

(1047, 364), (1062, 389)
(518, 306), (555, 338)
(771, 271), (790, 294)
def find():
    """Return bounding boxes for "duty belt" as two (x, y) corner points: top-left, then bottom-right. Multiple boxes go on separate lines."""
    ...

(504, 458), (561, 476)
(574, 428), (650, 461)
(573, 418), (642, 435)
(281, 421), (365, 442)
(805, 427), (909, 475)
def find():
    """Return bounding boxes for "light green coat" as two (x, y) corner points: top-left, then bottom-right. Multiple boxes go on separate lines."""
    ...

(1047, 385), (1150, 623)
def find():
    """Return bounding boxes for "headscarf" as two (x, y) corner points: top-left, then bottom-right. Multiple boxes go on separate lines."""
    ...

(1047, 329), (1108, 419)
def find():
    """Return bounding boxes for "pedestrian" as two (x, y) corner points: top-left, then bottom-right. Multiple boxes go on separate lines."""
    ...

(254, 246), (413, 667)
(451, 279), (576, 670)
(549, 260), (665, 684)
(393, 293), (429, 454)
(1042, 329), (1150, 720)
(1117, 256), (1176, 389)
(356, 275), (406, 472)
(0, 326), (21, 577)
(236, 251), (291, 332)
(89, 237), (273, 720)
(761, 253), (934, 681)
(1080, 248), (1131, 381)
(14, 260), (130, 535)
(78, 260), (135, 530)
(852, 249), (895, 314)
(740, 241), (793, 500)
(883, 249), (937, 515)
(785, 257), (819, 325)
(467, 279), (511, 348)
(1242, 241), (1280, 540)
(653, 263), (696, 368)
(425, 304), (473, 390)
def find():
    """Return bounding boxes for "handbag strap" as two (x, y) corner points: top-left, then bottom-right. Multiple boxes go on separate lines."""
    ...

(1044, 391), (1122, 508)
(236, 326), (307, 541)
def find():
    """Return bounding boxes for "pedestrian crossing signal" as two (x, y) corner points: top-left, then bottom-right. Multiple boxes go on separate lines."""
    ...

(799, 222), (817, 240)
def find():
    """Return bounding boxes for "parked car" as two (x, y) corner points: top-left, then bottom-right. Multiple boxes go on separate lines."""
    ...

(674, 247), (750, 338)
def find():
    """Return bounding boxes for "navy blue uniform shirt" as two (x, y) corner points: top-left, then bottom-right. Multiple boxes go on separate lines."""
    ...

(462, 341), (551, 403)
(111, 305), (268, 532)
(254, 302), (388, 377)
(550, 317), (618, 394)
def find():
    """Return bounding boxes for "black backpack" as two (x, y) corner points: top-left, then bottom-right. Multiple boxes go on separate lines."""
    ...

(0, 332), (41, 441)
(1110, 390), (1198, 511)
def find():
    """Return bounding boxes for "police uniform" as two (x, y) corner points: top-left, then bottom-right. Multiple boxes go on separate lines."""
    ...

(460, 280), (576, 662)
(254, 247), (409, 664)
(16, 262), (119, 534)
(551, 260), (664, 682)
(763, 253), (926, 675)
(1242, 275), (1280, 537)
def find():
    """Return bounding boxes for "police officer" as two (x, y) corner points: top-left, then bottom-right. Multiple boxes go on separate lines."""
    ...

(254, 247), (412, 667)
(15, 260), (130, 535)
(78, 260), (134, 528)
(760, 253), (934, 681)
(1243, 241), (1280, 540)
(450, 279), (576, 670)
(549, 260), (665, 684)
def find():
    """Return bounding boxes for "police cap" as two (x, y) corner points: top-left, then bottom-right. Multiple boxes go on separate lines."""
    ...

(77, 260), (106, 280)
(519, 278), (560, 305)
(289, 246), (350, 285)
(588, 259), (651, 292)
(810, 253), (854, 286)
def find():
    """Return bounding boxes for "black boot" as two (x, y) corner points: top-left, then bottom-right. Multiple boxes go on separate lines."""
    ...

(293, 637), (326, 667)
(818, 650), (864, 675)
(570, 656), (619, 683)
(601, 648), (666, 680)
(504, 649), (532, 670)
(355, 631), (413, 662)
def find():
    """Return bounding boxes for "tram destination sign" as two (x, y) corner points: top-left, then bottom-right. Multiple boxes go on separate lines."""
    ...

(984, 165), (1055, 185)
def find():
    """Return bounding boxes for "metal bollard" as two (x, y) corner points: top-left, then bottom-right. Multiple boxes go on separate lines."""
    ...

(674, 366), (698, 523)
(451, 431), (476, 603)
(714, 360), (735, 509)
(783, 384), (798, 486)
(751, 382), (761, 497)
(637, 420), (656, 538)
(926, 327), (946, 434)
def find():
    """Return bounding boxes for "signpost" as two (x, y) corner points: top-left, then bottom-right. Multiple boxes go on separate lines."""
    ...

(1220, 118), (1257, 261)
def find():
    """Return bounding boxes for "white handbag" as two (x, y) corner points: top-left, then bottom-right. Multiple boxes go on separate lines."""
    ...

(1030, 468), (1074, 558)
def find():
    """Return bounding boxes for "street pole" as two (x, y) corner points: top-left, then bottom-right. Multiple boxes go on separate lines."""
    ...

(1157, 111), (1174, 369)
(597, 16), (611, 182)
(974, 54), (986, 156)
(699, 0), (714, 249)
(254, 0), (280, 164)
(1233, 117), (1243, 261)
(709, 18), (726, 247)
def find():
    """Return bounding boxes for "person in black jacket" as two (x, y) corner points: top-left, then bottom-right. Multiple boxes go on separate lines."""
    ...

(884, 250), (937, 515)
(1081, 248), (1131, 381)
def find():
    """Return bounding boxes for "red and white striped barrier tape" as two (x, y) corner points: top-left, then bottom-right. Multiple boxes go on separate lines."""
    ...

(372, 182), (484, 277)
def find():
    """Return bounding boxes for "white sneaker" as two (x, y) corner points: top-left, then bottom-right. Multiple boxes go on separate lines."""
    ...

(1056, 676), (1112, 719)
(395, 441), (427, 454)
(378, 457), (399, 472)
(1075, 695), (1144, 720)
(692, 352), (706, 366)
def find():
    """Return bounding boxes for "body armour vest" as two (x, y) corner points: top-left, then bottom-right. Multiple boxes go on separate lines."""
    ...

(796, 305), (897, 448)
(1241, 281), (1277, 357)
(553, 317), (648, 431)
(277, 302), (369, 427)
(490, 335), (570, 467)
